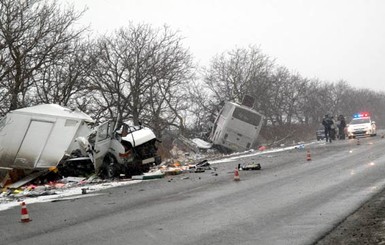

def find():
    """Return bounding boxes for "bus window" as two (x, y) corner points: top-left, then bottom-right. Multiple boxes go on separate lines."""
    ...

(232, 107), (262, 126)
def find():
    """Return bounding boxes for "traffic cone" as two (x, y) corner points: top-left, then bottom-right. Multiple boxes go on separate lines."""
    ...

(306, 150), (312, 161)
(20, 202), (31, 223)
(234, 167), (240, 181)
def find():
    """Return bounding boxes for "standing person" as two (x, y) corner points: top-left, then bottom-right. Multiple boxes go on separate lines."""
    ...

(338, 115), (346, 139)
(329, 116), (337, 140)
(322, 114), (333, 143)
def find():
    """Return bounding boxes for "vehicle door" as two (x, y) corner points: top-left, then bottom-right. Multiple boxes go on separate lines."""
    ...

(93, 121), (113, 169)
(14, 120), (55, 168)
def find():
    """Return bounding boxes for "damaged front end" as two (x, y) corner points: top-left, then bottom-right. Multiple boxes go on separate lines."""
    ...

(89, 121), (161, 179)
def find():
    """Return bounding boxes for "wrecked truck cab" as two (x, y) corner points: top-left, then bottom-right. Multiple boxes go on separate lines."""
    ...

(92, 121), (161, 179)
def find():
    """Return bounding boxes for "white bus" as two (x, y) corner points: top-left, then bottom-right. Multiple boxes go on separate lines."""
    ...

(209, 101), (264, 153)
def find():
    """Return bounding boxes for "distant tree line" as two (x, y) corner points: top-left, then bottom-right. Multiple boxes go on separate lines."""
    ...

(193, 47), (385, 136)
(1, 0), (384, 144)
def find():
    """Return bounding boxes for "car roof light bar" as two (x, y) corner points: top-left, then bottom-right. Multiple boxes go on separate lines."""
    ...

(353, 112), (369, 118)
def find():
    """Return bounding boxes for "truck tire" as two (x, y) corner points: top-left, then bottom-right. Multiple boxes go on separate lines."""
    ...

(100, 154), (118, 179)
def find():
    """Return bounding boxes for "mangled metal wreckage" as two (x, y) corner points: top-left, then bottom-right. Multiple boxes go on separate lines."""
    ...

(0, 104), (161, 181)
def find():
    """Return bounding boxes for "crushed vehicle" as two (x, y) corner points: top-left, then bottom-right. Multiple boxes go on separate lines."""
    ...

(346, 112), (377, 139)
(0, 104), (161, 184)
(209, 99), (264, 153)
(85, 120), (161, 179)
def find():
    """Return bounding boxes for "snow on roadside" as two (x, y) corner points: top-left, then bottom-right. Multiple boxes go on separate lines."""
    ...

(209, 141), (317, 164)
(191, 138), (213, 149)
(0, 179), (141, 211)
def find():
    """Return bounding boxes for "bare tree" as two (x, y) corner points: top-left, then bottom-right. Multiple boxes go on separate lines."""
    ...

(299, 79), (323, 124)
(203, 46), (274, 106)
(264, 66), (290, 126)
(0, 0), (86, 112)
(29, 40), (94, 110)
(90, 23), (194, 136)
(282, 73), (308, 124)
(185, 79), (219, 138)
(87, 35), (131, 123)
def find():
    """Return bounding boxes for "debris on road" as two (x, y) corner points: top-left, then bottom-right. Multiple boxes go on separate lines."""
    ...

(0, 156), (218, 207)
(131, 170), (165, 180)
(194, 167), (206, 173)
(241, 162), (261, 170)
(188, 160), (213, 173)
(0, 173), (105, 205)
(5, 171), (50, 189)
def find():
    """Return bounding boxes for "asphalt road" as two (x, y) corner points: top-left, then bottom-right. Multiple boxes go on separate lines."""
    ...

(1, 136), (385, 245)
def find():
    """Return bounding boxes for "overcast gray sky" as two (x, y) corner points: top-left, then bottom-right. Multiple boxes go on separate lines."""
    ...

(67, 0), (385, 92)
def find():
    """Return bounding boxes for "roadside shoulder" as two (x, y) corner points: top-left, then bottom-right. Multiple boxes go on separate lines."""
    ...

(315, 187), (385, 244)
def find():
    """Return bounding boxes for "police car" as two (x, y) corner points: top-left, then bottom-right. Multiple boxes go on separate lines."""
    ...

(346, 113), (376, 139)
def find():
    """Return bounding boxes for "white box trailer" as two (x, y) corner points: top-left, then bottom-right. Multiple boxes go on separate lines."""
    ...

(0, 104), (94, 171)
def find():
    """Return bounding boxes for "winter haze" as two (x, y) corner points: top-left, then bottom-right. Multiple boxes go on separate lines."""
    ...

(67, 0), (385, 92)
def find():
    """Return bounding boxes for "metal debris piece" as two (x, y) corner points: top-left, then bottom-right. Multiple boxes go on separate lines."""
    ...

(241, 163), (261, 170)
(6, 171), (48, 189)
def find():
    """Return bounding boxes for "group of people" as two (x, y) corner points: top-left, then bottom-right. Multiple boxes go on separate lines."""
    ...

(322, 114), (346, 143)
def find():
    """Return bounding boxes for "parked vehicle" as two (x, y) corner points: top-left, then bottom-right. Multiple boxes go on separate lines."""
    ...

(0, 104), (161, 180)
(346, 113), (376, 139)
(316, 125), (326, 141)
(209, 101), (264, 153)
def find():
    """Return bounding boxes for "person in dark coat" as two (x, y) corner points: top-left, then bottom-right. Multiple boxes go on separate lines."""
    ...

(330, 116), (337, 140)
(337, 114), (346, 139)
(322, 114), (333, 143)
